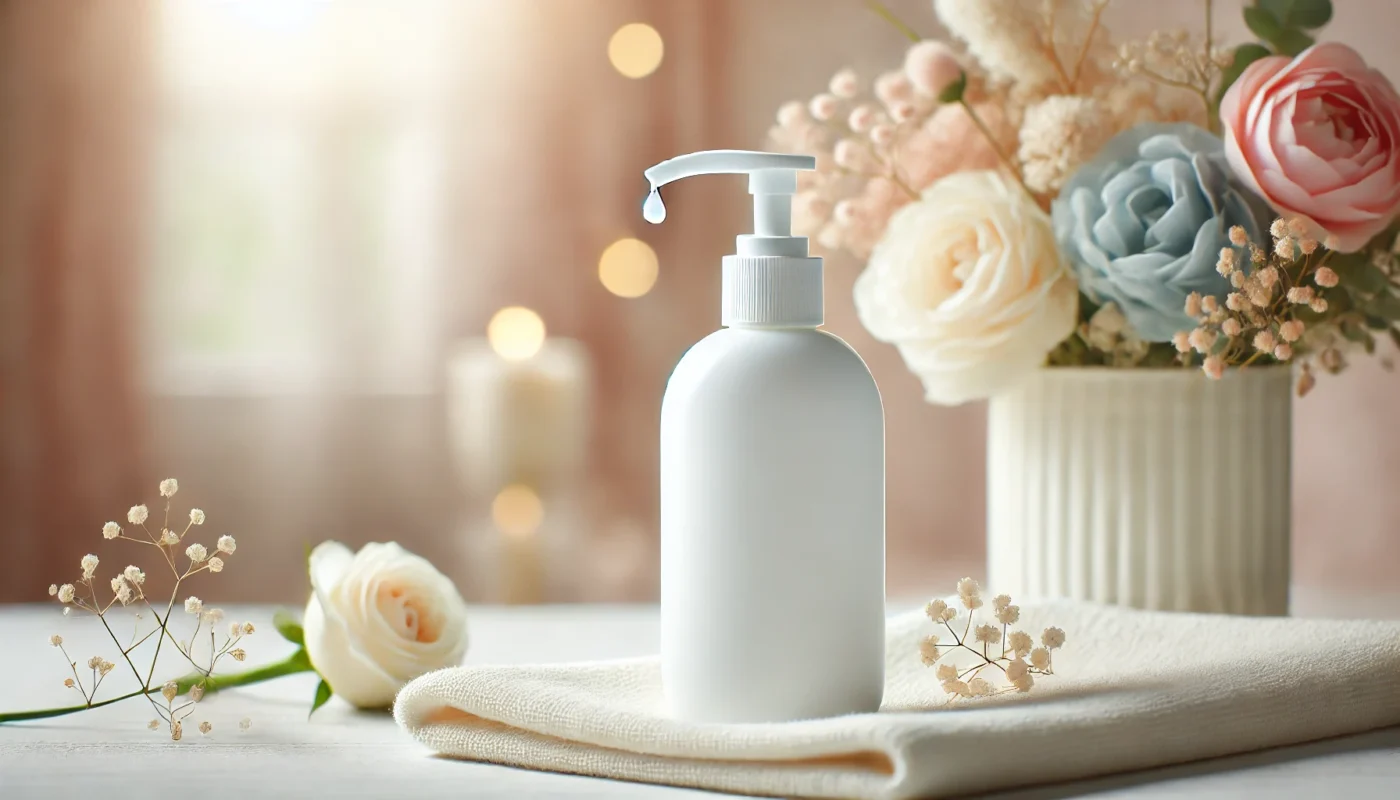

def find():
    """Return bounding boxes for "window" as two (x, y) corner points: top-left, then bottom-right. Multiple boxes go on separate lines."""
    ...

(148, 0), (458, 394)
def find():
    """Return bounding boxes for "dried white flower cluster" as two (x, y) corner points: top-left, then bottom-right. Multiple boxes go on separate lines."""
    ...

(1174, 217), (1354, 394)
(934, 0), (1064, 91)
(919, 578), (1065, 699)
(1112, 29), (1232, 126)
(1018, 95), (1112, 194)
(1079, 302), (1149, 366)
(936, 0), (1115, 96)
(46, 479), (244, 740)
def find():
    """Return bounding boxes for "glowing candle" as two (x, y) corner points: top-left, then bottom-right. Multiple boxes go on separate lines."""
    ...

(446, 307), (591, 603)
(447, 308), (590, 493)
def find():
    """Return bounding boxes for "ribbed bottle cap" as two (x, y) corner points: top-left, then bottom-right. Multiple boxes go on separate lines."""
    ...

(721, 255), (823, 328)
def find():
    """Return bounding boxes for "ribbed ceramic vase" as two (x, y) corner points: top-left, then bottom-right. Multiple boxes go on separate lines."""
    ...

(987, 366), (1292, 616)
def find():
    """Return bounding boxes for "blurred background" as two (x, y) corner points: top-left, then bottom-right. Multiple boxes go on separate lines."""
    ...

(2, 0), (1397, 605)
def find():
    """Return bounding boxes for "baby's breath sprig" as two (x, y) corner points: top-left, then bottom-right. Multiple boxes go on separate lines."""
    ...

(1, 480), (314, 737)
(1167, 216), (1397, 396)
(919, 578), (1065, 700)
(1113, 25), (1233, 131)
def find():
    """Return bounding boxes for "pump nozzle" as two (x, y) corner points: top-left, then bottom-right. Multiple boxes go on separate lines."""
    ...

(642, 150), (823, 328)
(642, 150), (816, 257)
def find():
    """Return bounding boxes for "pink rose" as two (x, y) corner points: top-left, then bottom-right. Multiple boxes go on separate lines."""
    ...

(1221, 43), (1400, 252)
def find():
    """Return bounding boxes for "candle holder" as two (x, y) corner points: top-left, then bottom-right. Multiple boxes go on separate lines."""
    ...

(446, 336), (592, 603)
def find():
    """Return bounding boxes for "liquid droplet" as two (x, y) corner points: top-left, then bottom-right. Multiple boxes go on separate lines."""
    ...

(642, 187), (666, 224)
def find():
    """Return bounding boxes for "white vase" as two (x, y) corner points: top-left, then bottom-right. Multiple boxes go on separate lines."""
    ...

(987, 366), (1292, 615)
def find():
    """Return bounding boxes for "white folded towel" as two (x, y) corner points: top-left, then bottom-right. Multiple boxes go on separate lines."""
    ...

(394, 601), (1400, 799)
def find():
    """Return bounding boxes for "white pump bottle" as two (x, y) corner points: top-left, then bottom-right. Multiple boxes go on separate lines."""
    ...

(645, 150), (885, 723)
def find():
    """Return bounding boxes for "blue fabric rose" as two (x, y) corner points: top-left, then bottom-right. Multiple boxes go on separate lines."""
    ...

(1052, 123), (1268, 341)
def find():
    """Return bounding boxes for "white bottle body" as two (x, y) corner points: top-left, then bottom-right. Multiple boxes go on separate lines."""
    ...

(660, 327), (885, 723)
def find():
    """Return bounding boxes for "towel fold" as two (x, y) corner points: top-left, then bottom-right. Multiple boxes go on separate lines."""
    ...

(394, 601), (1400, 799)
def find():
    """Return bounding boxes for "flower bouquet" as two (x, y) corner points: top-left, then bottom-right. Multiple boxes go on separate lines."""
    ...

(772, 0), (1400, 613)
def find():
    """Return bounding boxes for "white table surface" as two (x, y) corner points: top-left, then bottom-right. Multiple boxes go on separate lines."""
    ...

(2, 591), (1399, 799)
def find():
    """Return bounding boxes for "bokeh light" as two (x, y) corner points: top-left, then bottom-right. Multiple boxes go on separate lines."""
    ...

(598, 238), (659, 298)
(608, 23), (664, 79)
(487, 306), (546, 361)
(492, 484), (544, 538)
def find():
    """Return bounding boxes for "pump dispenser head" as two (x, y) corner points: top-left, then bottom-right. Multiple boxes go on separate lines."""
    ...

(643, 150), (823, 328)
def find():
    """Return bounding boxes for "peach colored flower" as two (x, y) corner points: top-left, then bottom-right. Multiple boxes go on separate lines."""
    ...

(1221, 44), (1400, 252)
(808, 94), (838, 122)
(838, 177), (910, 260)
(790, 191), (833, 239)
(835, 106), (1015, 261)
(898, 103), (1013, 193)
(903, 40), (963, 97)
(829, 68), (859, 99)
(1185, 292), (1203, 318)
(874, 70), (914, 108)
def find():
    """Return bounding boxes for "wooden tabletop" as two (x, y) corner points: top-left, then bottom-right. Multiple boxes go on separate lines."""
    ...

(2, 592), (1398, 799)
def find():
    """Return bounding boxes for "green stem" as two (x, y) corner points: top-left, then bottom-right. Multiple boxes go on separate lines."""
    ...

(957, 99), (1040, 205)
(865, 0), (921, 42)
(0, 649), (313, 724)
(1202, 0), (1218, 133)
(1204, 0), (1214, 75)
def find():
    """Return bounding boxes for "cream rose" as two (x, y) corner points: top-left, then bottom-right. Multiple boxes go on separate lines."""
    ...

(854, 170), (1077, 404)
(304, 541), (468, 709)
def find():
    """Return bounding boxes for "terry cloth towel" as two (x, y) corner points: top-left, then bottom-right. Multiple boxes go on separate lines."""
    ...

(394, 601), (1400, 799)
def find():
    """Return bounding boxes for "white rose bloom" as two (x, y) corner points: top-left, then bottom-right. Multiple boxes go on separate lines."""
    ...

(303, 541), (468, 709)
(854, 170), (1077, 404)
